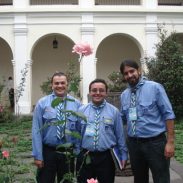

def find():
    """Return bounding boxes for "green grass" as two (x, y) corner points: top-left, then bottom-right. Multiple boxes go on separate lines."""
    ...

(0, 118), (36, 183)
(174, 121), (183, 164)
(0, 118), (183, 182)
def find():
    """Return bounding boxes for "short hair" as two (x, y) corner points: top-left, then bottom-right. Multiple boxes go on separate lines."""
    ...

(51, 71), (67, 83)
(120, 59), (139, 74)
(89, 78), (108, 92)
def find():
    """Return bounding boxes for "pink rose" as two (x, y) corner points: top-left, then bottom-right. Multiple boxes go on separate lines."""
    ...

(87, 178), (98, 183)
(2, 150), (9, 158)
(72, 42), (93, 56)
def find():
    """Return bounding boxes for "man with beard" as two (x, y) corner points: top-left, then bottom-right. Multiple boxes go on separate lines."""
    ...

(120, 59), (175, 183)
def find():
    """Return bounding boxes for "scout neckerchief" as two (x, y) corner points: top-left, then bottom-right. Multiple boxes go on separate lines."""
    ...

(92, 101), (105, 150)
(129, 76), (147, 136)
(56, 100), (66, 140)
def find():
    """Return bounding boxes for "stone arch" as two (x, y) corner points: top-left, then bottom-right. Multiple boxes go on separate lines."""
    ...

(0, 37), (14, 106)
(96, 33), (143, 82)
(30, 33), (79, 106)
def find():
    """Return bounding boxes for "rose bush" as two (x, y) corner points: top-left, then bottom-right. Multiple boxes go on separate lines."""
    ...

(0, 141), (13, 183)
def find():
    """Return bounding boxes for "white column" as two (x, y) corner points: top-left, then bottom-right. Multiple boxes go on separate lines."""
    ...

(13, 0), (28, 8)
(143, 0), (157, 9)
(144, 0), (158, 59)
(144, 0), (158, 57)
(145, 15), (158, 57)
(140, 51), (148, 75)
(80, 13), (95, 104)
(143, 0), (158, 73)
(13, 14), (31, 115)
(27, 59), (33, 112)
(79, 0), (94, 7)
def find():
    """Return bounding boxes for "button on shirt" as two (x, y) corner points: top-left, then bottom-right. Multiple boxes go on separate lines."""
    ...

(78, 101), (128, 161)
(121, 77), (175, 138)
(32, 93), (81, 161)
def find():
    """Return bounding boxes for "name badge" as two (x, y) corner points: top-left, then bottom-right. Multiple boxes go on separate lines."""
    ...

(129, 107), (137, 121)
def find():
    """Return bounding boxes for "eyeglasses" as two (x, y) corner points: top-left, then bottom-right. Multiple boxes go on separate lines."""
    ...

(53, 82), (67, 85)
(90, 89), (106, 93)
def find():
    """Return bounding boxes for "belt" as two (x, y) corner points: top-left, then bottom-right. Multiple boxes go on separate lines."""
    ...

(82, 149), (110, 156)
(43, 144), (57, 150)
(43, 144), (74, 152)
(128, 132), (166, 143)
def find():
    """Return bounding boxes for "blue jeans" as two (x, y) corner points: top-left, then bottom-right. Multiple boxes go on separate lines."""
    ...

(127, 133), (170, 183)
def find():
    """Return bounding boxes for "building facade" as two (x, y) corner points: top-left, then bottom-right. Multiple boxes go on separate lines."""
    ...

(0, 0), (183, 114)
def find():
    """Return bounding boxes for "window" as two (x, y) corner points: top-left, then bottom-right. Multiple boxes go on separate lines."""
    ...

(30, 0), (78, 5)
(158, 0), (183, 6)
(0, 0), (12, 5)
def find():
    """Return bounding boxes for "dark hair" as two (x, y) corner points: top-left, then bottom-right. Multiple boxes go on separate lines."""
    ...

(51, 71), (67, 83)
(89, 79), (108, 92)
(120, 59), (139, 74)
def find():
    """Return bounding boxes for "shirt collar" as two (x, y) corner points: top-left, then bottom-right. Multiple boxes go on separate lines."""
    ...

(129, 76), (147, 91)
(91, 100), (106, 109)
(52, 92), (68, 99)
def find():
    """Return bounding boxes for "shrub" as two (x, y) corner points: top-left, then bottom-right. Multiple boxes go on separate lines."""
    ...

(0, 106), (14, 123)
(40, 60), (81, 98)
(145, 25), (183, 119)
(108, 71), (126, 92)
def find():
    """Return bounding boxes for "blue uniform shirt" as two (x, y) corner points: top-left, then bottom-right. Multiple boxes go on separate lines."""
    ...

(32, 92), (81, 161)
(121, 77), (175, 138)
(79, 100), (128, 160)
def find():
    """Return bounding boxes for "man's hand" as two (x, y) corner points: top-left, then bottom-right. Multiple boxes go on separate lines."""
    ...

(121, 160), (127, 169)
(165, 119), (175, 159)
(165, 142), (175, 159)
(34, 159), (44, 168)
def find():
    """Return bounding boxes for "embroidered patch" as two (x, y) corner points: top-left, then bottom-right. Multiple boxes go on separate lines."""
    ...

(103, 118), (113, 124)
(45, 107), (54, 113)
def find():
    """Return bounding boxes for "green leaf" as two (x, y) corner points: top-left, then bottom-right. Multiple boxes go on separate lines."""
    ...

(65, 98), (75, 102)
(70, 131), (82, 139)
(51, 97), (64, 108)
(85, 154), (91, 165)
(38, 120), (65, 132)
(64, 110), (87, 122)
(57, 142), (73, 149)
(56, 143), (73, 154)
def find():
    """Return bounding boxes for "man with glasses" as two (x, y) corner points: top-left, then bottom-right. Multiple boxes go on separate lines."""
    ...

(76, 78), (128, 183)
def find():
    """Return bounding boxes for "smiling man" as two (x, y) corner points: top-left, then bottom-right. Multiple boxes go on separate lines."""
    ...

(76, 79), (128, 183)
(32, 72), (81, 183)
(120, 59), (175, 183)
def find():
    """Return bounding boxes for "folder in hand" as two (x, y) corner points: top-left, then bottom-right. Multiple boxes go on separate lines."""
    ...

(110, 147), (123, 170)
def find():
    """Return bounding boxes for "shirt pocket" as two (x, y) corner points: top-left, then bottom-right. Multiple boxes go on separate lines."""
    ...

(138, 101), (158, 117)
(102, 117), (114, 134)
(43, 108), (56, 122)
(67, 116), (78, 130)
(121, 103), (130, 122)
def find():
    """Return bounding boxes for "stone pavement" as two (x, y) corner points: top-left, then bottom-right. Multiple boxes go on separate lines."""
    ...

(115, 158), (183, 183)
